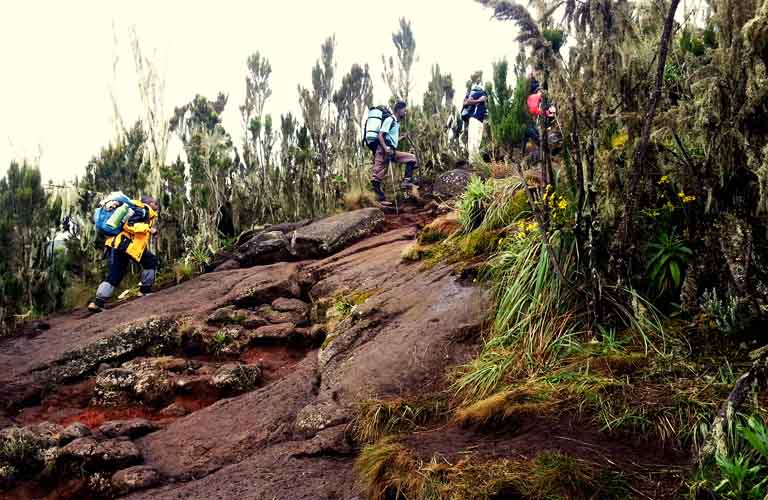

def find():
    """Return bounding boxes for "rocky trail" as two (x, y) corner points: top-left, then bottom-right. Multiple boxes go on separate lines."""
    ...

(0, 186), (493, 499)
(0, 172), (692, 499)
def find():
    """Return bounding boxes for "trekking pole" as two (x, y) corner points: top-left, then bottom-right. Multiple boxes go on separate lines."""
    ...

(388, 158), (399, 215)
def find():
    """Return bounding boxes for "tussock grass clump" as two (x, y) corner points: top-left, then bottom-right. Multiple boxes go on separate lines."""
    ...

(453, 231), (581, 401)
(454, 382), (557, 428)
(355, 442), (630, 500)
(401, 243), (433, 262)
(343, 188), (378, 210)
(457, 176), (494, 233)
(480, 178), (528, 230)
(353, 395), (450, 444)
(418, 212), (461, 245)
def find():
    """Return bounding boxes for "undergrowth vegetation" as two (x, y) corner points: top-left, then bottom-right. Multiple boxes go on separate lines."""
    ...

(355, 440), (631, 500)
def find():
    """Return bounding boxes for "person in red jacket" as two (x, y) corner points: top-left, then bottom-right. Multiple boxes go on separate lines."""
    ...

(522, 83), (556, 155)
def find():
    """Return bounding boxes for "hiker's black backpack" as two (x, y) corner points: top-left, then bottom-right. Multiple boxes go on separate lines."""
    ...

(362, 105), (393, 152)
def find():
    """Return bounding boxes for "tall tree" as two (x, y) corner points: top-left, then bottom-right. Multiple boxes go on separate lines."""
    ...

(0, 162), (61, 317)
(298, 36), (338, 212)
(381, 18), (417, 103)
(130, 27), (170, 200)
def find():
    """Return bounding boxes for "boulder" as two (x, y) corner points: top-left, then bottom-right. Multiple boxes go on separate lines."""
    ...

(123, 356), (189, 373)
(59, 422), (91, 445)
(294, 325), (326, 346)
(93, 368), (137, 407)
(433, 169), (473, 199)
(112, 465), (161, 494)
(244, 323), (296, 343)
(59, 437), (141, 470)
(211, 363), (262, 393)
(294, 400), (349, 436)
(28, 422), (64, 447)
(289, 208), (384, 259)
(226, 263), (303, 308)
(271, 297), (310, 316)
(98, 419), (159, 439)
(235, 231), (291, 267)
(93, 360), (176, 408)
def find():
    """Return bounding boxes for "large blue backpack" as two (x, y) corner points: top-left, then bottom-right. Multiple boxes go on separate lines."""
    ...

(93, 192), (141, 236)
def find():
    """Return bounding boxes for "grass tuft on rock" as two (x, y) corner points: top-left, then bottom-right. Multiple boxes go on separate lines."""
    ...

(355, 441), (630, 500)
(353, 395), (450, 444)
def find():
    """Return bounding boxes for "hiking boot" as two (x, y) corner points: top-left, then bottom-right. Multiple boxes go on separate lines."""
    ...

(400, 177), (416, 190)
(87, 302), (103, 313)
(138, 286), (153, 297)
(371, 180), (386, 202)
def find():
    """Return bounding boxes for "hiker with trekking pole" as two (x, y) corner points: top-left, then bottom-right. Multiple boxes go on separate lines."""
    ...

(87, 193), (160, 312)
(362, 100), (418, 204)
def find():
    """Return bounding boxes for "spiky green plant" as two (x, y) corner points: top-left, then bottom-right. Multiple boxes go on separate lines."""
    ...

(646, 230), (693, 295)
(454, 230), (581, 400)
(457, 177), (494, 233)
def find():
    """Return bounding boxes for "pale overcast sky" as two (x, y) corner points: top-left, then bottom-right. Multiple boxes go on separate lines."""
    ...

(0, 0), (526, 183)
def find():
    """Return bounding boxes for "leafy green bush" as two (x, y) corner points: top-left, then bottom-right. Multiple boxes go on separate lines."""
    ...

(486, 60), (530, 157)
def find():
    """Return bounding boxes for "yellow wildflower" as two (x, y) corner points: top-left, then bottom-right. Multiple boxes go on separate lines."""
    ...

(557, 199), (568, 210)
(677, 191), (685, 199)
(658, 175), (670, 185)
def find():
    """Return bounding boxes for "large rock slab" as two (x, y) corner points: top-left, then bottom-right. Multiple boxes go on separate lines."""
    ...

(433, 168), (473, 199)
(234, 230), (291, 267)
(290, 208), (385, 259)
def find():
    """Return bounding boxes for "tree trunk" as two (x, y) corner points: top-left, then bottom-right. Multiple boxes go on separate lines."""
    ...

(617, 0), (682, 253)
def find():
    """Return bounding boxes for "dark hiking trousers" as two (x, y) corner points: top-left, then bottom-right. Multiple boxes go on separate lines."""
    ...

(94, 247), (157, 306)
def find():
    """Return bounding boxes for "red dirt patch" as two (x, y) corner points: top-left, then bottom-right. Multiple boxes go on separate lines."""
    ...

(240, 344), (312, 380)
